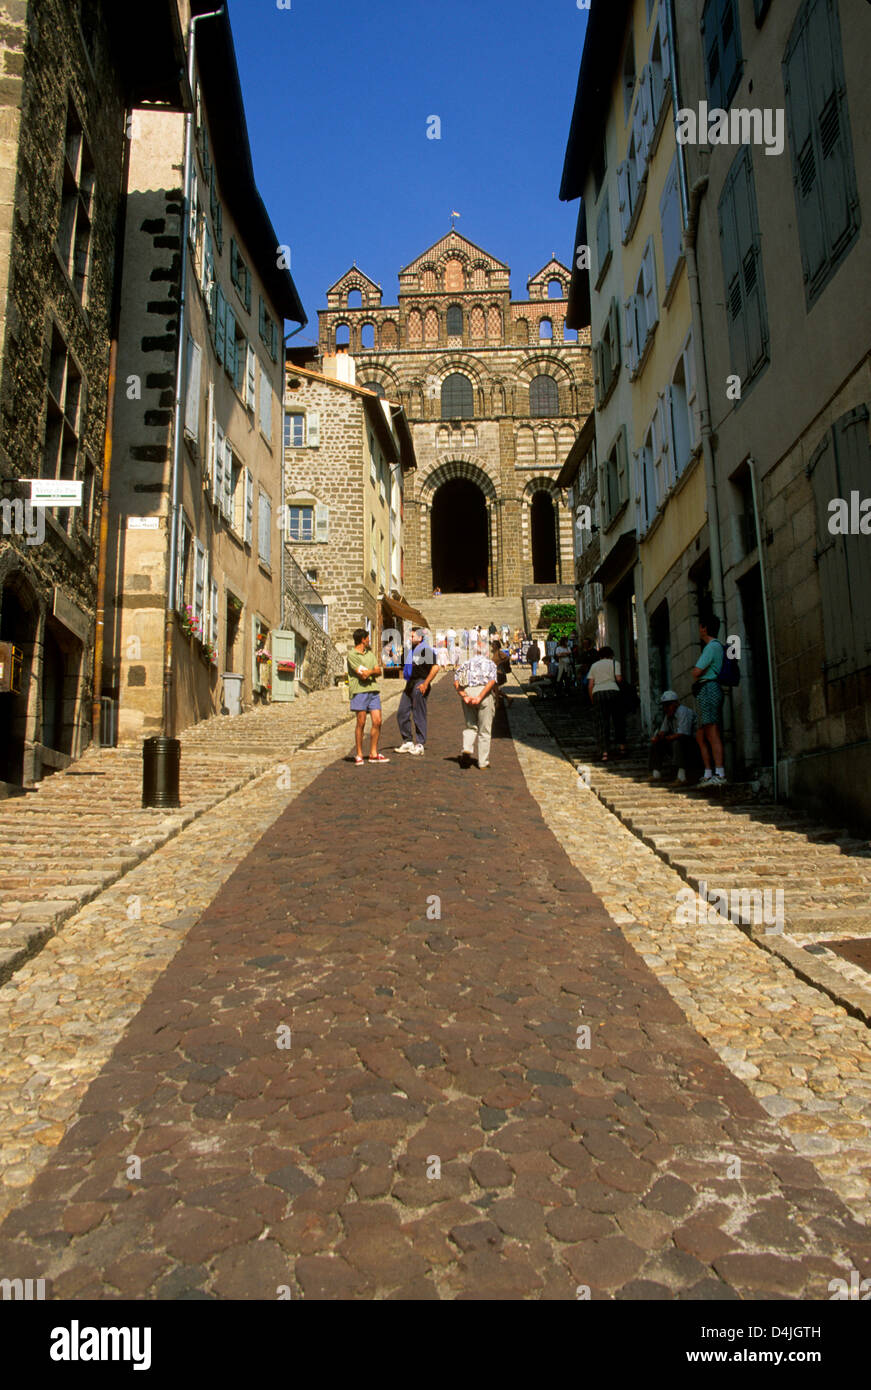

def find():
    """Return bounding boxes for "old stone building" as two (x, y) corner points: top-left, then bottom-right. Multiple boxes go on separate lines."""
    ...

(0, 0), (186, 788)
(283, 353), (417, 648)
(317, 231), (593, 604)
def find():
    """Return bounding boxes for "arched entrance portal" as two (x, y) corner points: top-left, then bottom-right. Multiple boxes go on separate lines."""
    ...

(430, 477), (489, 593)
(0, 576), (38, 785)
(531, 491), (557, 583)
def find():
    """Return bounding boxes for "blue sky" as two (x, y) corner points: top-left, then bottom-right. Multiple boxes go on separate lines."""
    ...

(230, 0), (589, 344)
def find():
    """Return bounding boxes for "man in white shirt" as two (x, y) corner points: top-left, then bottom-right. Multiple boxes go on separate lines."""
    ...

(649, 691), (698, 783)
(454, 650), (498, 769)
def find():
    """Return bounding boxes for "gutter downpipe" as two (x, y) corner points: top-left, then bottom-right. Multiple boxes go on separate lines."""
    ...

(91, 110), (132, 745)
(163, 4), (225, 738)
(748, 456), (779, 800)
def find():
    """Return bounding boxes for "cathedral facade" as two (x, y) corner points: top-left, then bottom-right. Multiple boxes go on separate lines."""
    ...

(317, 232), (593, 601)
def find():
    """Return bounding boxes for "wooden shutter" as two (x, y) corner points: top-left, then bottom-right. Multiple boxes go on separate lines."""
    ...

(251, 613), (260, 691)
(246, 345), (256, 409)
(188, 172), (198, 248)
(719, 0), (741, 106)
(306, 410), (320, 447)
(657, 0), (671, 81)
(223, 438), (233, 522)
(642, 238), (659, 329)
(834, 406), (871, 671)
(184, 337), (201, 441)
(608, 297), (621, 368)
(244, 468), (254, 544)
(633, 449), (645, 535)
(260, 494), (272, 566)
(202, 224), (213, 301)
(315, 503), (329, 543)
(660, 158), (682, 288)
(616, 427), (629, 507)
(598, 458), (611, 528)
(718, 167), (749, 385)
(215, 286), (226, 364)
(175, 515), (186, 612)
(661, 386), (677, 487)
(592, 344), (603, 407)
(617, 161), (631, 241)
(193, 541), (206, 625)
(631, 99), (647, 183)
(206, 382), (215, 483)
(808, 0), (855, 260)
(596, 199), (610, 276)
(623, 298), (636, 373)
(784, 7), (826, 290)
(638, 64), (653, 142)
(808, 426), (851, 676)
(732, 152), (767, 376)
(260, 371), (272, 442)
(213, 423), (224, 507)
(701, 0), (723, 108)
(224, 303), (236, 380)
(210, 578), (219, 650)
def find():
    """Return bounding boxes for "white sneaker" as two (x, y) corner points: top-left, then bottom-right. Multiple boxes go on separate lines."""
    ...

(394, 741), (414, 753)
(410, 744), (425, 756)
(676, 768), (687, 784)
(651, 769), (662, 781)
(713, 772), (727, 786)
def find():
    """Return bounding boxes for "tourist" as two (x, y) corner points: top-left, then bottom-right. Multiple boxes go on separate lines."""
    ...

(587, 644), (626, 762)
(347, 628), (389, 765)
(692, 614), (727, 787)
(446, 625), (457, 664)
(527, 638), (541, 678)
(649, 691), (698, 784)
(455, 645), (499, 770)
(555, 636), (574, 696)
(395, 625), (439, 757)
(491, 639), (511, 708)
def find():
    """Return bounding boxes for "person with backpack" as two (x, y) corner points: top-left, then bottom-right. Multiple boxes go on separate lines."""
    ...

(692, 614), (727, 787)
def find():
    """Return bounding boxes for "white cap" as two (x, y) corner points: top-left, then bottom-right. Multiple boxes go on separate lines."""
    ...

(661, 690), (679, 703)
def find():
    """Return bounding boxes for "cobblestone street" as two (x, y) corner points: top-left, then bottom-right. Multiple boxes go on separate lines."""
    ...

(1, 680), (870, 1300)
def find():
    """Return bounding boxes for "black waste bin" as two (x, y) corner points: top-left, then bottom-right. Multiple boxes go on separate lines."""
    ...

(142, 735), (181, 808)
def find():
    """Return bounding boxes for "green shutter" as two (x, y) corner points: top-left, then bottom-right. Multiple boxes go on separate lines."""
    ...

(834, 406), (871, 673)
(806, 0), (857, 262)
(718, 164), (749, 385)
(807, 426), (850, 676)
(732, 151), (768, 377)
(784, 8), (827, 291)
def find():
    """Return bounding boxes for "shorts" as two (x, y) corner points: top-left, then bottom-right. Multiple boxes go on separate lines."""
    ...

(350, 692), (381, 712)
(696, 679), (723, 726)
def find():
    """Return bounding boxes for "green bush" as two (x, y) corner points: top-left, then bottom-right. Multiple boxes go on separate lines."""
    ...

(547, 621), (575, 641)
(539, 602), (576, 627)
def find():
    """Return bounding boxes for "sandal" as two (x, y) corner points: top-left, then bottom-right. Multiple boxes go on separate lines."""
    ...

(368, 754), (390, 763)
(354, 755), (365, 765)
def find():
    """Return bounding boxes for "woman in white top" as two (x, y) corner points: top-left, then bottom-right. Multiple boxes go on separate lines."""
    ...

(587, 645), (626, 761)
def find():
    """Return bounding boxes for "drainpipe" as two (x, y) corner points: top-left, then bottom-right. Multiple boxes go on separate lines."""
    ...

(747, 456), (778, 800)
(92, 109), (133, 745)
(163, 4), (225, 738)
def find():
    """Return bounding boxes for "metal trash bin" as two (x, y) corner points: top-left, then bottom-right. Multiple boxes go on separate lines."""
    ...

(223, 672), (243, 716)
(142, 735), (181, 808)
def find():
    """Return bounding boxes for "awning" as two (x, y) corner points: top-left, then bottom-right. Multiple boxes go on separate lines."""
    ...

(380, 596), (429, 629)
(592, 530), (637, 593)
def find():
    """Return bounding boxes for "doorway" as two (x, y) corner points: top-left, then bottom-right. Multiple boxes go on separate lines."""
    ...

(430, 477), (489, 593)
(531, 491), (557, 583)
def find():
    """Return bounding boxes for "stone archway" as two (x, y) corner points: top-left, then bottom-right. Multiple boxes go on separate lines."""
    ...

(530, 490), (558, 583)
(419, 460), (498, 596)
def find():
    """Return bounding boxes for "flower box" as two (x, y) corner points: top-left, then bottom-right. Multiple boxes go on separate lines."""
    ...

(276, 661), (296, 674)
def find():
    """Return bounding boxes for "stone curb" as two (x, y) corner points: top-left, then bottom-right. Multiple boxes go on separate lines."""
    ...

(0, 690), (403, 990)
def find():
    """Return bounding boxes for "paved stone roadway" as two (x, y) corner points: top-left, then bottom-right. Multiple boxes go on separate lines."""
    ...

(1, 681), (870, 1299)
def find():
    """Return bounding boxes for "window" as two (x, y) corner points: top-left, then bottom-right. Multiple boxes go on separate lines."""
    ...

(600, 427), (630, 529)
(228, 447), (243, 532)
(808, 407), (871, 679)
(595, 195), (612, 286)
(259, 369), (273, 442)
(718, 147), (769, 392)
(362, 381), (386, 398)
(230, 238), (252, 312)
(43, 325), (83, 532)
(592, 298), (621, 406)
(783, 0), (860, 308)
(702, 0), (742, 111)
(670, 335), (699, 475)
(624, 239), (658, 374)
(209, 168), (223, 253)
(259, 296), (279, 362)
(370, 516), (377, 576)
(635, 427), (657, 536)
(529, 375), (559, 417)
(617, 131), (645, 244)
(335, 322), (350, 348)
(660, 156), (683, 293)
(288, 504), (314, 542)
(441, 372), (473, 419)
(228, 318), (246, 396)
(347, 288), (362, 308)
(258, 491), (272, 566)
(547, 279), (564, 300)
(285, 413), (305, 448)
(184, 335), (202, 444)
(56, 104), (94, 302)
(539, 318), (553, 341)
(361, 322), (375, 350)
(175, 512), (192, 612)
(446, 304), (463, 336)
(623, 37), (636, 122)
(649, 3), (671, 120)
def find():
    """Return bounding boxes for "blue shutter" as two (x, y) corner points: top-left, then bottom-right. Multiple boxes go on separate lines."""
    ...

(718, 161), (749, 385)
(806, 0), (857, 262)
(808, 427), (850, 676)
(784, 8), (827, 292)
(719, 0), (741, 107)
(732, 151), (768, 378)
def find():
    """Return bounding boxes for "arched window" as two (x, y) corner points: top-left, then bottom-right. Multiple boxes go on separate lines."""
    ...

(361, 322), (375, 350)
(548, 279), (564, 299)
(446, 304), (463, 336)
(539, 317), (553, 341)
(563, 325), (578, 342)
(441, 372), (474, 420)
(444, 258), (464, 291)
(529, 374), (559, 417)
(362, 381), (386, 398)
(347, 288), (362, 308)
(335, 322), (350, 348)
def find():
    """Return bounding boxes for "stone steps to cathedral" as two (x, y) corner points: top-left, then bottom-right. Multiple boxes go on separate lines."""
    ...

(412, 593), (525, 635)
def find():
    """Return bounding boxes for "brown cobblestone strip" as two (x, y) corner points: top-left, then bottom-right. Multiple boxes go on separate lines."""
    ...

(0, 682), (869, 1299)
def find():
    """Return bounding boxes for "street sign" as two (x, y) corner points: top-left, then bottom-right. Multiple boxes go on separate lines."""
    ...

(30, 480), (82, 507)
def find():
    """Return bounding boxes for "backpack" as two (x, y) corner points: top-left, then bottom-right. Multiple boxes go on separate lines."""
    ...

(719, 651), (740, 687)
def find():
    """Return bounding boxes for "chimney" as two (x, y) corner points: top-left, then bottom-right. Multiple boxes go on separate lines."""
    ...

(323, 352), (356, 386)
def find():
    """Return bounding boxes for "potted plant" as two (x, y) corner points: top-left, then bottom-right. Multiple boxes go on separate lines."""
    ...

(276, 660), (296, 675)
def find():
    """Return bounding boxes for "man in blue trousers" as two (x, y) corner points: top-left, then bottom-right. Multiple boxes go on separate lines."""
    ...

(395, 626), (439, 757)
